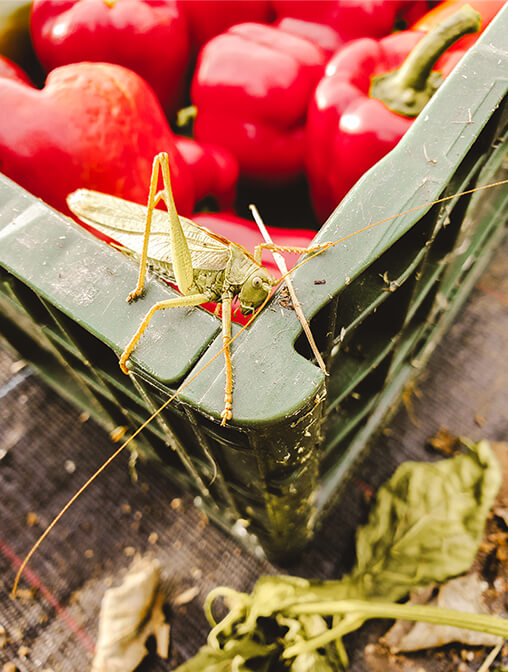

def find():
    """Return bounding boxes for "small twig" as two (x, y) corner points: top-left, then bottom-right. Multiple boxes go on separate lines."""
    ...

(423, 144), (437, 164)
(249, 204), (327, 375)
(476, 640), (504, 672)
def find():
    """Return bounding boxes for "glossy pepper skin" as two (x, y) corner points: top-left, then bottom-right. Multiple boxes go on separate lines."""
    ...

(178, 0), (271, 52)
(0, 62), (194, 219)
(0, 54), (32, 84)
(30, 0), (190, 116)
(305, 9), (479, 222)
(273, 16), (343, 60)
(191, 22), (327, 183)
(174, 136), (240, 209)
(272, 1), (428, 41)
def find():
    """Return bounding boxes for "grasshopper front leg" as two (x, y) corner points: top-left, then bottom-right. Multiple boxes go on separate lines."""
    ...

(253, 242), (333, 266)
(120, 151), (197, 369)
(122, 152), (236, 425)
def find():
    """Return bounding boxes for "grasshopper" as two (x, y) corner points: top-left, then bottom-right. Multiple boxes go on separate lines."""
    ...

(67, 152), (328, 425)
(11, 173), (508, 598)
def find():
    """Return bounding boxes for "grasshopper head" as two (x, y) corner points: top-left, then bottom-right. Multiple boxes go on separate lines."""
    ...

(238, 267), (275, 315)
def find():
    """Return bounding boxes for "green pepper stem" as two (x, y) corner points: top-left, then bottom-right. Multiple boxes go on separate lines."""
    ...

(370, 5), (481, 117)
(397, 4), (480, 90)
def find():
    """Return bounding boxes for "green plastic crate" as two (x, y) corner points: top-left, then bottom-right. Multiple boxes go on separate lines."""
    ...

(1, 7), (507, 561)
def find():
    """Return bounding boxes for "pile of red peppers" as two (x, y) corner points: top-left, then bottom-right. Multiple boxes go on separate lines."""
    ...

(0, 0), (504, 252)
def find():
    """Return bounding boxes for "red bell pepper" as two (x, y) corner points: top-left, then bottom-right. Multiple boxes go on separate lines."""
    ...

(174, 136), (239, 210)
(0, 62), (195, 219)
(0, 55), (32, 84)
(273, 17), (343, 60)
(272, 1), (429, 41)
(194, 212), (316, 276)
(191, 22), (327, 183)
(178, 0), (272, 52)
(0, 1), (44, 85)
(30, 0), (190, 116)
(305, 5), (481, 222)
(412, 0), (506, 51)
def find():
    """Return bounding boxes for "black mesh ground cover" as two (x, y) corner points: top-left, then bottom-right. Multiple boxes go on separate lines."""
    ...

(0, 235), (507, 672)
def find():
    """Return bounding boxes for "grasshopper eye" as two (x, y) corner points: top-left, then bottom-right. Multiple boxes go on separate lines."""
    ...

(252, 276), (263, 288)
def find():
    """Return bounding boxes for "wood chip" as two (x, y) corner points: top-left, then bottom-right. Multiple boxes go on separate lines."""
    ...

(173, 586), (199, 606)
(26, 512), (39, 527)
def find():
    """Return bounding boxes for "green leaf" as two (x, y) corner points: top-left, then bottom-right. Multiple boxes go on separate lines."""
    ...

(349, 440), (501, 601)
(174, 441), (502, 670)
(173, 637), (279, 672)
(290, 651), (337, 672)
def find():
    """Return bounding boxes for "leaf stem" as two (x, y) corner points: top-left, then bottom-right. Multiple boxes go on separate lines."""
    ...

(283, 599), (507, 658)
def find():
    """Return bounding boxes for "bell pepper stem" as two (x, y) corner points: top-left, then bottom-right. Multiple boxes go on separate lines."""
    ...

(370, 4), (481, 117)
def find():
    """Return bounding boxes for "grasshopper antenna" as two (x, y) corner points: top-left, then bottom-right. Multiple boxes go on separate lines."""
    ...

(10, 287), (277, 598)
(249, 204), (327, 375)
(12, 178), (508, 596)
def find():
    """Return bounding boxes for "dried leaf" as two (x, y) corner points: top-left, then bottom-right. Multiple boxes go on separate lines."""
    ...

(91, 555), (169, 672)
(428, 427), (461, 455)
(491, 443), (508, 524)
(382, 574), (503, 652)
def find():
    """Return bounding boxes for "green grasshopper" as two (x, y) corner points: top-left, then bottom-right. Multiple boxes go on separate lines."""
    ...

(13, 168), (508, 598)
(67, 152), (328, 425)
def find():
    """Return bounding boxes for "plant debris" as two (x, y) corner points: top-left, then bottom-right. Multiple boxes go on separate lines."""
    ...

(491, 442), (508, 526)
(91, 555), (169, 672)
(173, 586), (200, 607)
(381, 574), (503, 652)
(428, 427), (462, 455)
(174, 440), (506, 671)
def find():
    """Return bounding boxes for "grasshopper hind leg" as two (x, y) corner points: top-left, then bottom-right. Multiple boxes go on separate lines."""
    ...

(120, 293), (208, 374)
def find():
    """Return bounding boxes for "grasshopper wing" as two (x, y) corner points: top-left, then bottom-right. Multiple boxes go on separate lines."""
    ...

(67, 190), (231, 274)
